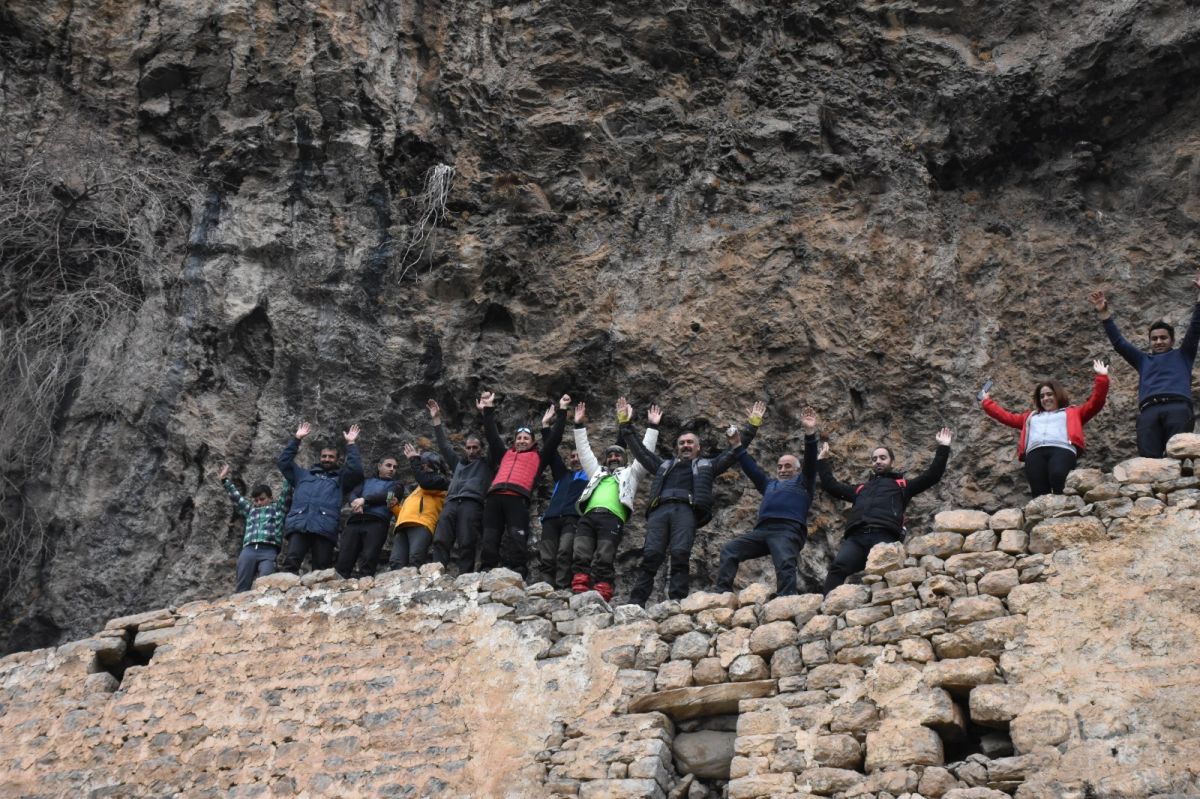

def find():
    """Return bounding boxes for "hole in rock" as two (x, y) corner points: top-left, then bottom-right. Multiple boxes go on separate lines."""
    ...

(98, 629), (155, 687)
(943, 714), (1013, 761)
(480, 303), (516, 335)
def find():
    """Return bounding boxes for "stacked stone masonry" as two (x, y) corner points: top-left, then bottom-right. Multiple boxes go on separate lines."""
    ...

(4, 447), (1200, 797)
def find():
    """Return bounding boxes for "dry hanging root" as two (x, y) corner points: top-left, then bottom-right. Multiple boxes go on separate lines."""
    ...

(394, 163), (455, 282)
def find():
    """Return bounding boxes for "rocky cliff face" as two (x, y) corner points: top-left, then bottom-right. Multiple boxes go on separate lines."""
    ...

(2, 0), (1200, 650)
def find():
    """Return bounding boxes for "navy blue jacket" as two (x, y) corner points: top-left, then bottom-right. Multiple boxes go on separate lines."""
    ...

(277, 439), (364, 540)
(1104, 304), (1200, 404)
(350, 476), (402, 520)
(542, 446), (588, 521)
(737, 433), (819, 527)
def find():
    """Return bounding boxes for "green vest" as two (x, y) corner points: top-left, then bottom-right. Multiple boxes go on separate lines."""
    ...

(583, 475), (628, 522)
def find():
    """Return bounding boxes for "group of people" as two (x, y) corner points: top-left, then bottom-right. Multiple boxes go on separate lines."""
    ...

(218, 278), (1200, 601)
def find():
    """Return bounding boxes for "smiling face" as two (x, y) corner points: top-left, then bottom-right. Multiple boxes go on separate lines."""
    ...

(870, 447), (894, 474)
(319, 448), (339, 470)
(776, 455), (800, 480)
(676, 433), (701, 460)
(514, 430), (535, 452)
(1150, 327), (1174, 354)
(566, 450), (581, 471)
(1037, 384), (1059, 411)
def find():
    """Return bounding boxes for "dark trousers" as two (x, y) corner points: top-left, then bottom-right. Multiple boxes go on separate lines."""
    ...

(539, 515), (579, 588)
(571, 509), (625, 585)
(390, 524), (434, 569)
(630, 503), (696, 606)
(823, 526), (901, 595)
(1136, 400), (1194, 457)
(432, 498), (484, 574)
(334, 515), (390, 578)
(481, 493), (531, 574)
(1024, 446), (1077, 498)
(235, 543), (279, 592)
(281, 532), (335, 573)
(716, 520), (806, 596)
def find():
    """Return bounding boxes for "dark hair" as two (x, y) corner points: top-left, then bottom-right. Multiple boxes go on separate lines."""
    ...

(250, 484), (273, 499)
(872, 446), (894, 460)
(317, 442), (339, 454)
(1149, 320), (1175, 340)
(420, 451), (448, 474)
(1032, 380), (1071, 411)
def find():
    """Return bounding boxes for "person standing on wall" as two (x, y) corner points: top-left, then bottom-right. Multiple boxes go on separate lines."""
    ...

(427, 398), (498, 575)
(334, 454), (402, 579)
(218, 464), (291, 592)
(1089, 274), (1200, 457)
(537, 402), (590, 588)
(277, 422), (364, 573)
(388, 443), (452, 570)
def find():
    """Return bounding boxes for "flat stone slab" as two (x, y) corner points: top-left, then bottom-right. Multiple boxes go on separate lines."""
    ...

(627, 680), (777, 721)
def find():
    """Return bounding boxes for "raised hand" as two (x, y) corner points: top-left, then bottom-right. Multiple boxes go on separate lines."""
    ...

(1087, 290), (1109, 316)
(217, 463), (231, 481)
(647, 404), (663, 425)
(748, 400), (767, 425)
(344, 424), (361, 444)
(542, 404), (557, 428)
(477, 391), (495, 410)
(426, 399), (442, 423)
(727, 426), (742, 447)
(575, 402), (587, 424)
(800, 406), (818, 434)
(818, 442), (831, 461)
(295, 421), (311, 439)
(559, 394), (572, 410)
(936, 427), (953, 446)
(403, 442), (419, 459)
(1093, 359), (1109, 376)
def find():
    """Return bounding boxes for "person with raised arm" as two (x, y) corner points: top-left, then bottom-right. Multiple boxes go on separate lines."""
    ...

(715, 406), (820, 597)
(427, 398), (498, 575)
(479, 392), (570, 576)
(277, 421), (364, 573)
(981, 360), (1109, 497)
(334, 454), (402, 579)
(218, 464), (291, 592)
(388, 443), (452, 570)
(621, 400), (764, 606)
(567, 398), (659, 601)
(817, 428), (952, 594)
(538, 400), (589, 589)
(1089, 274), (1200, 456)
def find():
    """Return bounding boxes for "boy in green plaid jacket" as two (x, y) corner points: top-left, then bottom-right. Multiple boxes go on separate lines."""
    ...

(219, 464), (291, 591)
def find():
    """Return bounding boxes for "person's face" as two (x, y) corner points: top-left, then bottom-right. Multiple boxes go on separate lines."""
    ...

(677, 433), (700, 460)
(464, 438), (483, 461)
(777, 455), (800, 480)
(1037, 385), (1059, 411)
(870, 447), (894, 474)
(1150, 328), (1174, 354)
(378, 459), (398, 478)
(319, 449), (339, 469)
(251, 493), (272, 507)
(605, 450), (625, 468)
(567, 450), (581, 471)
(515, 431), (535, 452)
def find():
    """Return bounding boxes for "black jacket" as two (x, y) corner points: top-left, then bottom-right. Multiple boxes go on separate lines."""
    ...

(434, 421), (497, 503)
(817, 445), (950, 537)
(620, 421), (756, 528)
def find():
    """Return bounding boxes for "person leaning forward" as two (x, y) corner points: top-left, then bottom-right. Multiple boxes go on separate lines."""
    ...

(621, 400), (764, 606)
(277, 421), (364, 573)
(1089, 274), (1200, 457)
(817, 427), (952, 595)
(715, 406), (820, 598)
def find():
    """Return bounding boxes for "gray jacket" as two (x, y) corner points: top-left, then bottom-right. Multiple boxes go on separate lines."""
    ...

(435, 422), (497, 503)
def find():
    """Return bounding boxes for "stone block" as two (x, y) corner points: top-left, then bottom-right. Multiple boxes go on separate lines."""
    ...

(997, 529), (1028, 554)
(132, 626), (182, 654)
(655, 660), (693, 690)
(943, 788), (1011, 799)
(1166, 432), (1200, 458)
(864, 726), (944, 770)
(822, 585), (870, 614)
(672, 730), (735, 779)
(989, 508), (1024, 530)
(105, 608), (175, 631)
(829, 701), (879, 734)
(716, 628), (752, 668)
(479, 568), (525, 593)
(835, 645), (882, 666)
(1084, 481), (1122, 502)
(844, 605), (891, 627)
(806, 663), (864, 690)
(628, 681), (778, 721)
(636, 638), (671, 669)
(670, 631), (711, 662)
(800, 640), (830, 665)
(811, 734), (862, 769)
(732, 606), (758, 627)
(864, 542), (906, 574)
(727, 773), (795, 799)
(748, 621), (797, 655)
(931, 615), (1025, 659)
(658, 614), (694, 638)
(798, 614), (838, 642)
(1005, 583), (1048, 615)
(578, 779), (663, 799)
(729, 654), (769, 682)
(693, 658), (728, 685)
(934, 509), (992, 533)
(737, 583), (772, 607)
(962, 530), (998, 552)
(867, 608), (946, 644)
(1022, 494), (1083, 525)
(1028, 516), (1107, 554)
(921, 574), (966, 598)
(922, 657), (999, 694)
(899, 636), (935, 662)
(830, 625), (865, 651)
(946, 596), (1007, 628)
(917, 765), (959, 798)
(969, 684), (1027, 727)
(696, 607), (735, 628)
(762, 594), (823, 624)
(944, 551), (1015, 574)
(977, 569), (1020, 597)
(870, 582), (916, 605)
(679, 591), (736, 614)
(768, 646), (804, 678)
(84, 671), (120, 694)
(1112, 457), (1181, 484)
(884, 566), (927, 587)
(799, 766), (863, 794)
(1010, 709), (1071, 753)
(865, 769), (919, 794)
(569, 590), (607, 611)
(910, 532), (965, 558)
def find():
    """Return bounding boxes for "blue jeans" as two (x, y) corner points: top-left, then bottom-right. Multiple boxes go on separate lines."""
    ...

(235, 543), (279, 592)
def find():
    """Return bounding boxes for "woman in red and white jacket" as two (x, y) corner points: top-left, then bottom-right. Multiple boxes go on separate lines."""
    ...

(981, 360), (1110, 497)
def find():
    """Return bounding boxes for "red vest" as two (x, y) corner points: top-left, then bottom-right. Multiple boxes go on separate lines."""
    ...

(490, 448), (542, 498)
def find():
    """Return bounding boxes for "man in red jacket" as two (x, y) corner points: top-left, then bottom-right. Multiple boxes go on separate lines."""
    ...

(479, 391), (570, 576)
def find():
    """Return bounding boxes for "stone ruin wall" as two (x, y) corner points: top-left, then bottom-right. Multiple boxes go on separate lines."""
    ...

(4, 444), (1200, 799)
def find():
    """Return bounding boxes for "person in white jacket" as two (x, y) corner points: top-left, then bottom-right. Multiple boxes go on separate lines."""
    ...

(569, 398), (659, 602)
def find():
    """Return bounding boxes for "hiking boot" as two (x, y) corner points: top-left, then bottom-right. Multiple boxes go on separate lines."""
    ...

(570, 573), (591, 593)
(593, 581), (613, 602)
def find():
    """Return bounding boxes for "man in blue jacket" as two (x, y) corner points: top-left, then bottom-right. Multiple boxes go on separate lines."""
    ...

(277, 421), (364, 573)
(715, 407), (819, 597)
(538, 403), (589, 588)
(334, 454), (401, 579)
(1089, 276), (1200, 456)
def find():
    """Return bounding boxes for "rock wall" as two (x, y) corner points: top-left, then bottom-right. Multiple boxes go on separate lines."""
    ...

(3, 449), (1199, 798)
(3, 0), (1200, 651)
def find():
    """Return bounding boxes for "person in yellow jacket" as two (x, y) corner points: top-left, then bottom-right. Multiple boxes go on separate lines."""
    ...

(388, 443), (451, 569)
